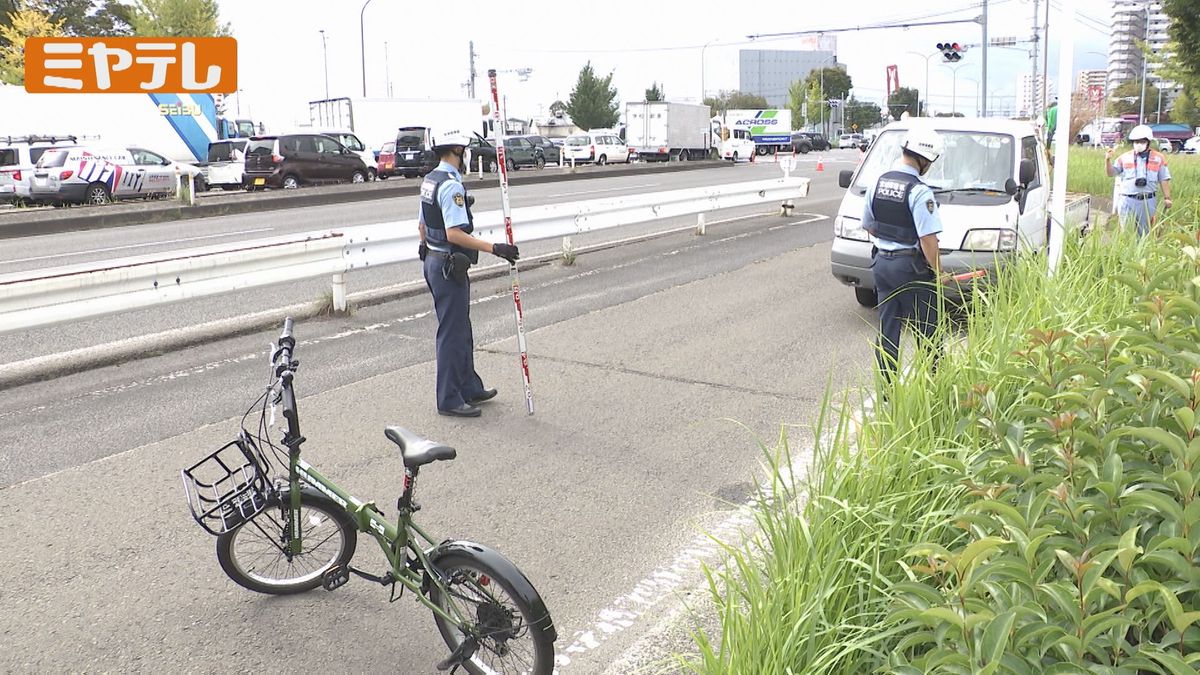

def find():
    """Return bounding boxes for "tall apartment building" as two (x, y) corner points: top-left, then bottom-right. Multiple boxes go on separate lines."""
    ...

(1075, 69), (1107, 93)
(1108, 1), (1176, 93)
(739, 37), (840, 108)
(1016, 73), (1054, 117)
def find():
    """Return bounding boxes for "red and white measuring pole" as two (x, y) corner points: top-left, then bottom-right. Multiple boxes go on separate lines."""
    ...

(487, 68), (535, 415)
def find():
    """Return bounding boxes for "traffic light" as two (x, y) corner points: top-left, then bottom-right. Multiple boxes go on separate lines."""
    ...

(937, 42), (964, 62)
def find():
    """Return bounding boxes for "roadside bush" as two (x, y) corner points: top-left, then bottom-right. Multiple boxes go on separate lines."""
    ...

(684, 203), (1200, 673)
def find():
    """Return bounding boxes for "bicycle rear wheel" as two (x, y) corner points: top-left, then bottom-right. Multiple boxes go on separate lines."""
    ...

(428, 549), (556, 675)
(216, 489), (357, 594)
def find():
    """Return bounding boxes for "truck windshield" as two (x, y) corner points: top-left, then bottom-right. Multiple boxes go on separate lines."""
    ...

(236, 121), (257, 137)
(853, 129), (1015, 194)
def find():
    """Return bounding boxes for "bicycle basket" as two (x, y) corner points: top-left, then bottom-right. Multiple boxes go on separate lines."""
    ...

(181, 433), (273, 536)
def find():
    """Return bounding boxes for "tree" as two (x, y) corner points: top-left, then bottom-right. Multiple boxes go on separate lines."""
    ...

(644, 81), (664, 102)
(1164, 0), (1200, 79)
(41, 0), (132, 36)
(0, 2), (64, 85)
(548, 99), (567, 118)
(126, 0), (229, 37)
(1171, 86), (1200, 129)
(566, 62), (619, 130)
(887, 87), (920, 121)
(843, 96), (881, 131)
(1107, 79), (1161, 117)
(703, 89), (768, 116)
(803, 66), (852, 101)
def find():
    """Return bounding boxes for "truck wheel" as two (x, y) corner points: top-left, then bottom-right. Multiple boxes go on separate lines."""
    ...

(86, 182), (111, 205)
(756, 146), (769, 156)
(597, 154), (608, 165)
(731, 152), (739, 162)
(855, 288), (878, 308)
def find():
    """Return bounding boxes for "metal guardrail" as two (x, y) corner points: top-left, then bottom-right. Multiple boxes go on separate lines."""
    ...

(0, 177), (809, 334)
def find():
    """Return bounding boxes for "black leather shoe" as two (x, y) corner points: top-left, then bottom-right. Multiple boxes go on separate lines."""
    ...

(466, 388), (498, 406)
(438, 403), (481, 418)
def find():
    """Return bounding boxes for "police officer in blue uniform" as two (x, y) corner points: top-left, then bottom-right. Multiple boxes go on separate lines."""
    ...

(861, 127), (947, 385)
(418, 130), (520, 417)
(1106, 124), (1174, 237)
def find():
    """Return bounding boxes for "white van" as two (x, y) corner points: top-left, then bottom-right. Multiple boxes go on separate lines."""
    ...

(830, 118), (1050, 307)
(0, 135), (79, 204)
(31, 146), (179, 205)
(562, 132), (630, 165)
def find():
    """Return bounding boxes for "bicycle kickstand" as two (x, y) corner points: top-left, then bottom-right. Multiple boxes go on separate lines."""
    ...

(435, 636), (479, 673)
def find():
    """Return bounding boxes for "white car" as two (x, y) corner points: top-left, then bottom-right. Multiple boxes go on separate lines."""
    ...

(31, 146), (179, 205)
(562, 132), (631, 165)
(0, 135), (79, 204)
(1183, 136), (1199, 155)
(127, 146), (208, 192)
(839, 133), (864, 149)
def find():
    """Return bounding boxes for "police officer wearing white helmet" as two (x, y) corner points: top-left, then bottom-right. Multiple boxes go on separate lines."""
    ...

(1106, 124), (1173, 236)
(861, 126), (948, 385)
(418, 130), (520, 417)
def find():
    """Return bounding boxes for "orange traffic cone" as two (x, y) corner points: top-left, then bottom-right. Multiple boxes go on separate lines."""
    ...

(816, 156), (825, 172)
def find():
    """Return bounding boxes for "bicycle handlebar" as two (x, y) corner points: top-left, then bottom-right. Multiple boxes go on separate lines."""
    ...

(272, 318), (301, 444)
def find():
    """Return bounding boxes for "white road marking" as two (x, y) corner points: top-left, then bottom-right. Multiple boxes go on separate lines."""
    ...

(555, 183), (659, 197)
(2, 227), (276, 266)
(767, 212), (829, 231)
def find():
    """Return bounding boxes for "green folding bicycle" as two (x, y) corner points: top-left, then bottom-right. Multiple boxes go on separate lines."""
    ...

(182, 318), (556, 674)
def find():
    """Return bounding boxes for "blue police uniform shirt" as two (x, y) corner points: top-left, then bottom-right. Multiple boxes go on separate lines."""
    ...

(417, 160), (470, 230)
(1111, 151), (1171, 196)
(861, 162), (943, 251)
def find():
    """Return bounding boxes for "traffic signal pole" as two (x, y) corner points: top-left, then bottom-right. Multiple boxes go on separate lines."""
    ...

(982, 0), (988, 116)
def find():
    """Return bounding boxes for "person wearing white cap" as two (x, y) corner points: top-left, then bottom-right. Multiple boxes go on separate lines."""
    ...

(1106, 124), (1173, 236)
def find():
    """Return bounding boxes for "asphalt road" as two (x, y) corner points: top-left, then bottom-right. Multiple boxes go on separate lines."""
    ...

(1, 152), (864, 367)
(0, 149), (875, 673)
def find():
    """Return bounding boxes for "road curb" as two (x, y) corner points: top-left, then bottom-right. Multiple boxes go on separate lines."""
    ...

(0, 211), (764, 390)
(0, 161), (733, 239)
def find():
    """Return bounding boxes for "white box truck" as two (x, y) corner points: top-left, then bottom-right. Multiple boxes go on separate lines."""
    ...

(0, 86), (259, 163)
(308, 97), (486, 155)
(625, 101), (712, 161)
(723, 108), (793, 156)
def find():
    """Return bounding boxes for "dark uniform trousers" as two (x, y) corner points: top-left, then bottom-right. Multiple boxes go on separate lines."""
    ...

(873, 249), (939, 383)
(423, 253), (486, 410)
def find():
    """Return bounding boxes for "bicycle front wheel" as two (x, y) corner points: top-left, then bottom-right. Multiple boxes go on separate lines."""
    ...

(216, 489), (357, 595)
(428, 548), (556, 675)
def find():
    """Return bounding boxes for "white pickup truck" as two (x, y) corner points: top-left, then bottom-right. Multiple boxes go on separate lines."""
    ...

(831, 117), (1091, 307)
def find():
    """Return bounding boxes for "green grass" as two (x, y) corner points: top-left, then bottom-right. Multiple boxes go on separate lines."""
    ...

(682, 197), (1200, 673)
(1067, 145), (1200, 198)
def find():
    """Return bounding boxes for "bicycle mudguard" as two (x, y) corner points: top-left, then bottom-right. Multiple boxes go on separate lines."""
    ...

(427, 540), (557, 643)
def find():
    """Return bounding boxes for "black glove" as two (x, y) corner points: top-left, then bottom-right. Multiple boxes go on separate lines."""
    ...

(418, 242), (428, 261)
(492, 242), (519, 263)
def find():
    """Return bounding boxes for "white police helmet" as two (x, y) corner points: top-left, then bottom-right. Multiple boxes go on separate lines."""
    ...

(1129, 124), (1154, 142)
(902, 127), (945, 163)
(431, 130), (472, 151)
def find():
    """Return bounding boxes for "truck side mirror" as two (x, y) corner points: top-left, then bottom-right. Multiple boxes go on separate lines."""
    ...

(1004, 178), (1019, 195)
(838, 169), (853, 189)
(1019, 158), (1036, 186)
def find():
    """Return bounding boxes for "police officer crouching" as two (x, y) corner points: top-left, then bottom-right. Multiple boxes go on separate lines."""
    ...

(862, 127), (947, 386)
(418, 130), (520, 417)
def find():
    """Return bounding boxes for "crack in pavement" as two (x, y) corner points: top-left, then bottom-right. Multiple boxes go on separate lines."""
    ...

(478, 348), (816, 403)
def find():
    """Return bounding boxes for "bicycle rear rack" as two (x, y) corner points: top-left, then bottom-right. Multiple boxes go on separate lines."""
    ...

(181, 433), (272, 536)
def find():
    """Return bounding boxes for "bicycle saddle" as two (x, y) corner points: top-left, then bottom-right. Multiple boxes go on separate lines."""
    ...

(385, 426), (457, 468)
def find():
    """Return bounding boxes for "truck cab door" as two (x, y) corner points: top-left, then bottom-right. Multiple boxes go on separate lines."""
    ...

(1018, 136), (1048, 249)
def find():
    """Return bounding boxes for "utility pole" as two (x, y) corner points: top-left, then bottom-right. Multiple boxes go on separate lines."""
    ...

(981, 0), (989, 117)
(1041, 0), (1050, 115)
(468, 41), (477, 98)
(384, 41), (392, 97)
(1138, 3), (1149, 124)
(319, 30), (329, 100)
(1030, 0), (1040, 119)
(359, 0), (374, 97)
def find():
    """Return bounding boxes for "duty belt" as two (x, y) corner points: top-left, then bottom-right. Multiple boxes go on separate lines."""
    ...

(876, 248), (920, 258)
(1123, 193), (1154, 200)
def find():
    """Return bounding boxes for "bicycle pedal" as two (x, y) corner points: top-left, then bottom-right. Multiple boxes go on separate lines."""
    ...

(322, 565), (350, 591)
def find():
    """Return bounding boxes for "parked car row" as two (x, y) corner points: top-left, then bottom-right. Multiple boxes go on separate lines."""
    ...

(1, 134), (209, 206)
(377, 128), (631, 179)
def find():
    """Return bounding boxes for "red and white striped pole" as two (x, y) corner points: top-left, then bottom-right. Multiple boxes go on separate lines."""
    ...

(487, 68), (535, 415)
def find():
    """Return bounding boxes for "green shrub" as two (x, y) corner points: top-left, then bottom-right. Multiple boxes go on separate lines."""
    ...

(685, 202), (1200, 674)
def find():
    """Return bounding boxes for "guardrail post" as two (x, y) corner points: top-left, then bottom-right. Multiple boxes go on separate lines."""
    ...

(780, 199), (794, 217)
(331, 273), (347, 312)
(558, 148), (564, 168)
(696, 212), (706, 235)
(477, 156), (484, 179)
(186, 172), (195, 206)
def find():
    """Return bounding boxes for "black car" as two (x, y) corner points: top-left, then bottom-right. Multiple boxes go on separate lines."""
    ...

(243, 134), (368, 189)
(517, 134), (561, 165)
(470, 135), (545, 172)
(393, 126), (436, 178)
(790, 132), (832, 154)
